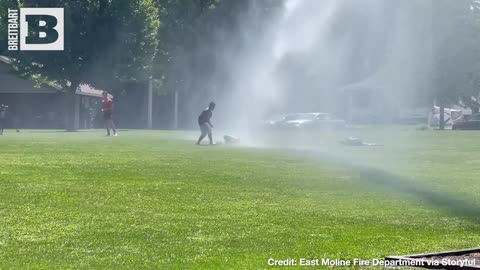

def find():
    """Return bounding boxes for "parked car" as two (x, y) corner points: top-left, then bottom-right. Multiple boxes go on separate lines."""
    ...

(265, 112), (346, 129)
(452, 113), (480, 130)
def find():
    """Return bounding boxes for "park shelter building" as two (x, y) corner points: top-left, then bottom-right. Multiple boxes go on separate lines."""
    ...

(0, 56), (108, 130)
(341, 69), (431, 125)
(342, 80), (401, 124)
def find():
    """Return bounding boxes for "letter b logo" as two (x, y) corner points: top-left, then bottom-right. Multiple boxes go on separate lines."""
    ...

(20, 8), (64, 51)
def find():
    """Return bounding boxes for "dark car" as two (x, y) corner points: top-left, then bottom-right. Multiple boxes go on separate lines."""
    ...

(452, 113), (480, 130)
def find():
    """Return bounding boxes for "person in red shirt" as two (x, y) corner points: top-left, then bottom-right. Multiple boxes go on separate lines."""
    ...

(102, 91), (117, 136)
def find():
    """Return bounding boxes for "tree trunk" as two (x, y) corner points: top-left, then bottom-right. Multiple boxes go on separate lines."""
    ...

(173, 90), (179, 129)
(439, 105), (445, 130)
(147, 78), (153, 129)
(65, 84), (80, 131)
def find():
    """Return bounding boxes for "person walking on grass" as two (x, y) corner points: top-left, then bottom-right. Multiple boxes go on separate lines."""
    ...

(102, 91), (117, 136)
(196, 102), (215, 145)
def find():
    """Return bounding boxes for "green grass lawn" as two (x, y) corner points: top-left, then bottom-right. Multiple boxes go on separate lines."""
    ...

(1, 128), (480, 269)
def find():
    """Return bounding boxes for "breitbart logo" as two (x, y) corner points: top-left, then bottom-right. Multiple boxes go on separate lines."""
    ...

(7, 8), (64, 51)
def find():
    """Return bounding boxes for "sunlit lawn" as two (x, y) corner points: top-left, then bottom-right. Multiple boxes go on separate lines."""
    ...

(1, 128), (480, 269)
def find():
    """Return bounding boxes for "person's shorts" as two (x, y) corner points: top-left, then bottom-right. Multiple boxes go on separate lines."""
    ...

(103, 112), (112, 120)
(199, 123), (212, 134)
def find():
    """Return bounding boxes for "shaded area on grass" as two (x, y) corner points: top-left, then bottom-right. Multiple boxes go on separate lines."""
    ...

(297, 149), (480, 224)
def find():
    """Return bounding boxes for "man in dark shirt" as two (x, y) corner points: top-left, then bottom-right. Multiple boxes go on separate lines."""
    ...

(196, 102), (215, 145)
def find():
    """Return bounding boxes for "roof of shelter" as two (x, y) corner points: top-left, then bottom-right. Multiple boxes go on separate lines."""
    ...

(0, 56), (111, 98)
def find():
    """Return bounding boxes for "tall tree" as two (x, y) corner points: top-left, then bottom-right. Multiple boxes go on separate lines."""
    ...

(4, 0), (160, 130)
(153, 0), (219, 92)
(152, 0), (284, 127)
(432, 0), (480, 129)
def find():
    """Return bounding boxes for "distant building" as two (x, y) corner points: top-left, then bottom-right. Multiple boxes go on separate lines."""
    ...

(0, 56), (108, 129)
(342, 86), (399, 124)
(342, 73), (430, 125)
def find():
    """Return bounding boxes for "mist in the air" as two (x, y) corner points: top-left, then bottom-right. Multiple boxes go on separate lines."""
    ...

(196, 0), (434, 148)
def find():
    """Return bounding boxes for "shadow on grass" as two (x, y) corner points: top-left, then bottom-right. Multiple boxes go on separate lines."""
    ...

(300, 150), (480, 223)
(353, 166), (480, 221)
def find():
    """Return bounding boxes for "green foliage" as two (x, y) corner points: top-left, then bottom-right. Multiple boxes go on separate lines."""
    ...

(153, 0), (221, 94)
(0, 0), (160, 131)
(2, 0), (282, 99)
(4, 0), (160, 92)
(432, 0), (480, 106)
(152, 0), (283, 95)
